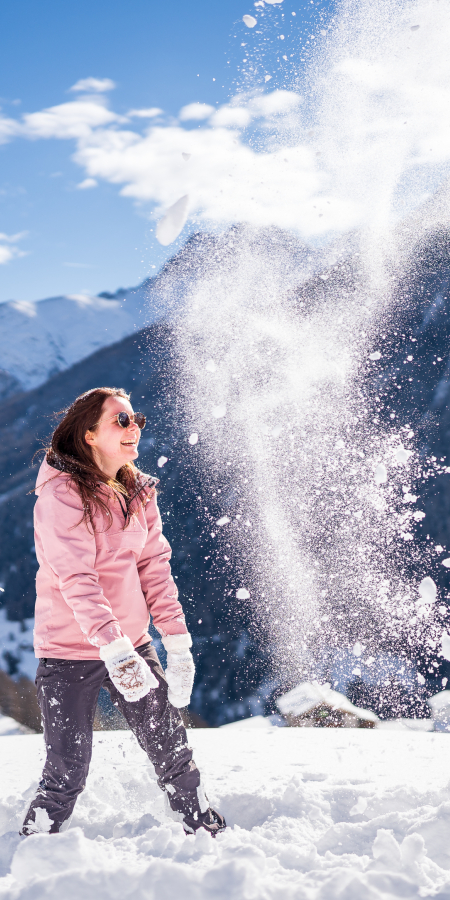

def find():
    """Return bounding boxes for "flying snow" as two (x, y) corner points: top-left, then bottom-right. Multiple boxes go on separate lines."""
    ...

(441, 631), (450, 661)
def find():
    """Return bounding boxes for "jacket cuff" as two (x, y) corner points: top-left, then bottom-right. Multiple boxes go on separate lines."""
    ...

(161, 633), (192, 652)
(155, 614), (188, 637)
(99, 636), (134, 663)
(92, 622), (124, 647)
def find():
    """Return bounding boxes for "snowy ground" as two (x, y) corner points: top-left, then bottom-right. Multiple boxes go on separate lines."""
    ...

(1, 724), (450, 899)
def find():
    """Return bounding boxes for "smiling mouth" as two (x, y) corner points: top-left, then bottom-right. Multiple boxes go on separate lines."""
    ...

(121, 441), (137, 447)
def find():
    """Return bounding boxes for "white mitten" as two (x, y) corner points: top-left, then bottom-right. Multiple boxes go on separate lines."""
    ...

(99, 636), (158, 702)
(162, 633), (195, 708)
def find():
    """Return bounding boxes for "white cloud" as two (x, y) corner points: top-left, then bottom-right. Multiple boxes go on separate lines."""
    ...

(0, 245), (15, 265)
(69, 77), (116, 94)
(76, 178), (98, 189)
(0, 116), (20, 145)
(210, 105), (252, 128)
(22, 100), (120, 140)
(0, 232), (27, 265)
(127, 108), (163, 119)
(179, 103), (215, 122)
(249, 90), (302, 117)
(0, 231), (27, 243)
(3, 0), (450, 250)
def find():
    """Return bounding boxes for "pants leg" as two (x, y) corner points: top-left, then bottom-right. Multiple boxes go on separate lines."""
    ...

(21, 657), (104, 835)
(103, 643), (207, 827)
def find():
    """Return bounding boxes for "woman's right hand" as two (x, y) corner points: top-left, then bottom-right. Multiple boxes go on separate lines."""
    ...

(100, 637), (158, 702)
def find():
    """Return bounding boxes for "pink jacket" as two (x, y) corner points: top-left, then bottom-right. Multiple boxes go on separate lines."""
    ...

(33, 459), (187, 659)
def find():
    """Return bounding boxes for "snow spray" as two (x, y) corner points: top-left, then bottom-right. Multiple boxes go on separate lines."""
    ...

(168, 0), (450, 706)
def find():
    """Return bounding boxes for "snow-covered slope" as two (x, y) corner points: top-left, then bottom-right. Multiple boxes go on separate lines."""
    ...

(0, 726), (449, 898)
(0, 233), (199, 397)
(0, 284), (155, 396)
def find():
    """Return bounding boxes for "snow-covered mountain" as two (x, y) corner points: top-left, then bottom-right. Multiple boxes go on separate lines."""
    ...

(0, 232), (221, 399)
(0, 283), (157, 398)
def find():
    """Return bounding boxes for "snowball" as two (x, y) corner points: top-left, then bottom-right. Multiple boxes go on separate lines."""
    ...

(156, 195), (189, 246)
(188, 433), (198, 445)
(442, 559), (450, 568)
(417, 672), (425, 685)
(157, 456), (168, 467)
(205, 359), (216, 373)
(441, 632), (450, 662)
(369, 351), (382, 361)
(353, 642), (363, 657)
(182, 152), (191, 161)
(417, 576), (437, 606)
(243, 14), (257, 27)
(394, 446), (412, 465)
(350, 796), (367, 816)
(236, 588), (250, 599)
(265, 75), (272, 82)
(212, 404), (226, 418)
(352, 667), (361, 677)
(216, 516), (230, 526)
(374, 463), (387, 485)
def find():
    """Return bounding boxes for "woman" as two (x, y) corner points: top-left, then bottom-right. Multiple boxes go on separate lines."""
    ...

(21, 386), (225, 837)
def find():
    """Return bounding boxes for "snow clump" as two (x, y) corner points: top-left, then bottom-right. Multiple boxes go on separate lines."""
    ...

(156, 195), (189, 246)
(417, 576), (437, 606)
(374, 463), (387, 485)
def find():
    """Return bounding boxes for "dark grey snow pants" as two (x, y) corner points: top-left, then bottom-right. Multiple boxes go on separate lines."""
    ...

(22, 642), (203, 834)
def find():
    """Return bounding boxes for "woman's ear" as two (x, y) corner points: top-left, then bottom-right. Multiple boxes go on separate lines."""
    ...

(84, 430), (96, 447)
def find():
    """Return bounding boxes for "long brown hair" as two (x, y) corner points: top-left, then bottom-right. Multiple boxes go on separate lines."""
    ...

(43, 387), (148, 531)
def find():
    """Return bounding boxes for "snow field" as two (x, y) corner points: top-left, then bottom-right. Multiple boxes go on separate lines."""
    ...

(0, 726), (450, 898)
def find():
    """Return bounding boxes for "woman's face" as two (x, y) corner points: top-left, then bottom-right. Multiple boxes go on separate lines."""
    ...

(84, 395), (141, 478)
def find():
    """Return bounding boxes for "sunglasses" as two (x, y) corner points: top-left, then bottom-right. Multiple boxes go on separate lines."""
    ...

(91, 411), (146, 430)
(113, 411), (146, 430)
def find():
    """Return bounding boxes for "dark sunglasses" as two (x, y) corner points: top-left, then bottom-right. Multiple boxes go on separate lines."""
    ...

(90, 411), (146, 430)
(113, 411), (146, 430)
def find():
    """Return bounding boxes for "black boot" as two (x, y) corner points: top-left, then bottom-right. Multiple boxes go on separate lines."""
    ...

(183, 807), (226, 837)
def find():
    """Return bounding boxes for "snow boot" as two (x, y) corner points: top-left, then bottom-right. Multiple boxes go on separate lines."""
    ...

(183, 807), (226, 837)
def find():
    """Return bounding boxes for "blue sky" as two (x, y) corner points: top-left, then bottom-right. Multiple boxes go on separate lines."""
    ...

(0, 0), (335, 302)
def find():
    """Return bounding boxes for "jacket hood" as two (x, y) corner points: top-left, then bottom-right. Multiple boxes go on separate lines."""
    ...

(35, 458), (67, 497)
